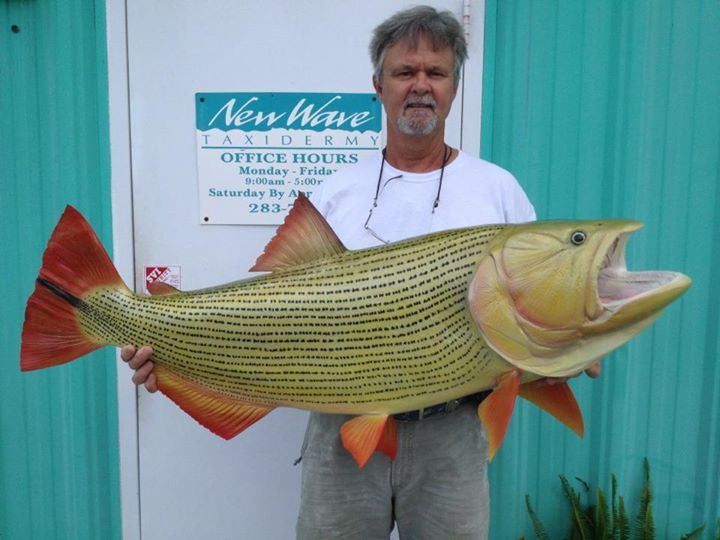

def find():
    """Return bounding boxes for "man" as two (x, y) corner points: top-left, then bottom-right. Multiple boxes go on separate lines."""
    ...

(123, 6), (599, 538)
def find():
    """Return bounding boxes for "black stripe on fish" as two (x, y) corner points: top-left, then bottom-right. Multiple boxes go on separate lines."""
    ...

(37, 277), (84, 308)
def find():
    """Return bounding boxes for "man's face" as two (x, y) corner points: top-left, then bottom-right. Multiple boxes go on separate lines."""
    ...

(373, 34), (457, 137)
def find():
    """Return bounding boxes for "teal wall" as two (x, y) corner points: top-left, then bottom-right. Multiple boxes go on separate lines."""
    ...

(483, 0), (719, 537)
(0, 1), (120, 539)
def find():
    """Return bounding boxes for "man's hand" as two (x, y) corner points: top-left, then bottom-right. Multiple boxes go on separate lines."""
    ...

(584, 363), (602, 378)
(541, 362), (602, 386)
(120, 345), (158, 393)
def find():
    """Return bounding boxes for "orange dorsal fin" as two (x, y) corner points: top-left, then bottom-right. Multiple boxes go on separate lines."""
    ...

(519, 380), (585, 437)
(154, 365), (274, 439)
(250, 192), (346, 272)
(477, 370), (521, 461)
(340, 414), (397, 468)
(147, 281), (181, 295)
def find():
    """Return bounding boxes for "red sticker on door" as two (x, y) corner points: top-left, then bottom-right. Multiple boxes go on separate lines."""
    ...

(144, 265), (181, 294)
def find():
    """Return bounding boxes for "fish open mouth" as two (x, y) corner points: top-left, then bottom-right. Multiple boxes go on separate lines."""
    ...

(468, 218), (691, 378)
(596, 231), (689, 313)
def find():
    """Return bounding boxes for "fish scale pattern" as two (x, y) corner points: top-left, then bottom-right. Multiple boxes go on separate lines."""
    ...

(76, 225), (506, 414)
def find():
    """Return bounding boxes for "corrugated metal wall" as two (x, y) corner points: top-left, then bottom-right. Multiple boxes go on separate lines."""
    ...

(0, 1), (120, 539)
(482, 0), (719, 537)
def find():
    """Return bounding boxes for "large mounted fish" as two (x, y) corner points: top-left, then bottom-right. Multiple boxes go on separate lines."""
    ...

(21, 195), (690, 466)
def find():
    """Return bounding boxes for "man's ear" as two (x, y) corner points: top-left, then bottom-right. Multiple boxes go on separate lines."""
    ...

(372, 75), (382, 101)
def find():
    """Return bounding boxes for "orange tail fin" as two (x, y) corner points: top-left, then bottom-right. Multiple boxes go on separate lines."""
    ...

(21, 206), (124, 371)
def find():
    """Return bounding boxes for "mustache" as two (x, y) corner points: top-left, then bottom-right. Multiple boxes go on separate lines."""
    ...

(402, 95), (436, 110)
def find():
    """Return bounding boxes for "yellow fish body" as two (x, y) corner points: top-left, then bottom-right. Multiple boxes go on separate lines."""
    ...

(21, 195), (690, 466)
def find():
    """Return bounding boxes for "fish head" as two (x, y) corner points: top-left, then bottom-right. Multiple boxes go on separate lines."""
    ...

(468, 220), (691, 377)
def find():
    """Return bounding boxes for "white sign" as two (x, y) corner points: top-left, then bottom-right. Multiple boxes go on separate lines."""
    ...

(196, 92), (382, 225)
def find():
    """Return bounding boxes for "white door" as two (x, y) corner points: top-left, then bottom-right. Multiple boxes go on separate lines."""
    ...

(109, 1), (486, 537)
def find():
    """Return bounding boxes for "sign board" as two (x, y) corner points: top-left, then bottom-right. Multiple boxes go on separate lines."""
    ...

(196, 92), (382, 224)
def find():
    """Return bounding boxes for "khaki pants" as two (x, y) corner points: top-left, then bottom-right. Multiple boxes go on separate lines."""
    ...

(296, 403), (489, 540)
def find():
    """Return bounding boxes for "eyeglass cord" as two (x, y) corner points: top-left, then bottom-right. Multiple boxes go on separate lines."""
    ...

(364, 144), (452, 239)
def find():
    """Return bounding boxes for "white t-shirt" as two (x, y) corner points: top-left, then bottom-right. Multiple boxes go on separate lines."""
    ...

(311, 150), (536, 249)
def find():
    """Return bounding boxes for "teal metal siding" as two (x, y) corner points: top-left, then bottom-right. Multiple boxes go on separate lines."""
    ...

(483, 0), (719, 537)
(0, 1), (120, 539)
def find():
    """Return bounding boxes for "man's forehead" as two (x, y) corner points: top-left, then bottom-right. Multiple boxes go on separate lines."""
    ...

(390, 32), (452, 53)
(385, 35), (454, 62)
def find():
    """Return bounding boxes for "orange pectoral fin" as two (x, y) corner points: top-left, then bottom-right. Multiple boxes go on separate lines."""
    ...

(519, 380), (584, 438)
(478, 370), (521, 461)
(154, 365), (274, 439)
(340, 414), (397, 468)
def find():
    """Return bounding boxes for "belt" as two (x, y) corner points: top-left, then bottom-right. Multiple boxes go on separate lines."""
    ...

(393, 390), (492, 422)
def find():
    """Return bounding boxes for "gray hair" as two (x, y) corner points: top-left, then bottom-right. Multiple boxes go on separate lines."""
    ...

(369, 5), (468, 87)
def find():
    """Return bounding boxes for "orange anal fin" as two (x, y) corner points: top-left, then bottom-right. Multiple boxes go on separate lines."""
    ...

(376, 415), (398, 460)
(340, 414), (395, 468)
(147, 281), (181, 295)
(477, 370), (521, 461)
(519, 380), (584, 438)
(154, 365), (273, 439)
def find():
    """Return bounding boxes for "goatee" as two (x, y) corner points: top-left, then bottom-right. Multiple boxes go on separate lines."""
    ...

(396, 95), (438, 135)
(397, 115), (438, 135)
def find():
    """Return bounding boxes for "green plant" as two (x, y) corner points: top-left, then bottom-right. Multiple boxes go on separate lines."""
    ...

(524, 458), (716, 540)
(634, 458), (654, 539)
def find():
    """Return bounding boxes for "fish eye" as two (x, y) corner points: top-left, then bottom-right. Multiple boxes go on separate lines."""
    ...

(570, 231), (587, 246)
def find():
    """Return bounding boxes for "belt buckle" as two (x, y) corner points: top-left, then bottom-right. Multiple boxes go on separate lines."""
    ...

(418, 399), (461, 420)
(445, 399), (461, 413)
(397, 398), (466, 422)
